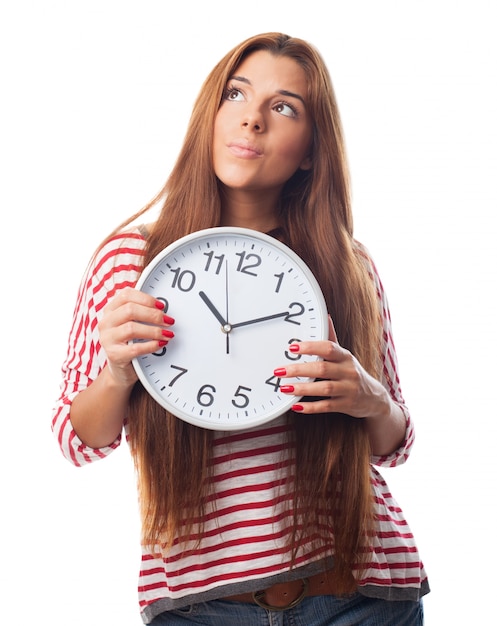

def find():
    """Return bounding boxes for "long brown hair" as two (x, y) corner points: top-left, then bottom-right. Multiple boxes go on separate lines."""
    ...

(114, 33), (381, 590)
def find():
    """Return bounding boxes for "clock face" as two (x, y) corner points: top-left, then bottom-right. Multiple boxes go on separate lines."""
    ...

(132, 227), (328, 431)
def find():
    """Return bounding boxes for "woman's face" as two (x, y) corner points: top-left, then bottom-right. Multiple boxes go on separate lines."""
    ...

(213, 50), (313, 201)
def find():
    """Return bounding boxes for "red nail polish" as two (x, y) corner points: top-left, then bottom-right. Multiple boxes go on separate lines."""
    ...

(289, 344), (300, 353)
(155, 300), (165, 310)
(274, 368), (287, 377)
(163, 314), (175, 325)
(162, 329), (174, 338)
(292, 404), (304, 412)
(158, 340), (167, 347)
(280, 385), (295, 393)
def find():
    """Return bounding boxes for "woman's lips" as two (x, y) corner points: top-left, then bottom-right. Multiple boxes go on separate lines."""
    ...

(227, 140), (263, 158)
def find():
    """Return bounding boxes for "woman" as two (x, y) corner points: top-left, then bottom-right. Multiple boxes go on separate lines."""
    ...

(52, 32), (429, 625)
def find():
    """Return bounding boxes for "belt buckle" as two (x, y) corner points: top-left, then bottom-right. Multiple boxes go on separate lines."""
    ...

(252, 577), (309, 612)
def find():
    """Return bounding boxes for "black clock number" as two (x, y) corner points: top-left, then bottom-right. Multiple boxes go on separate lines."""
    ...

(284, 302), (305, 325)
(151, 297), (171, 356)
(235, 251), (261, 276)
(265, 375), (281, 392)
(156, 297), (170, 313)
(152, 345), (168, 357)
(170, 267), (196, 292)
(197, 384), (216, 407)
(168, 365), (188, 386)
(285, 338), (302, 361)
(274, 272), (284, 293)
(203, 251), (225, 274)
(231, 385), (252, 408)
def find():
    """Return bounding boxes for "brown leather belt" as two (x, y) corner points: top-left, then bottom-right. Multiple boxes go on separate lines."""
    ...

(225, 571), (357, 611)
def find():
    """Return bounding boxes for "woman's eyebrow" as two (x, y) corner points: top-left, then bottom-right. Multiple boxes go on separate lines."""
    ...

(229, 75), (306, 105)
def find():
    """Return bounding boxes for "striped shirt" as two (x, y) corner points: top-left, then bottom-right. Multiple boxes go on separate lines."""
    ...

(51, 229), (429, 623)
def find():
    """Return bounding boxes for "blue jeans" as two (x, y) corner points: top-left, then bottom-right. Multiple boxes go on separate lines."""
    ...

(149, 593), (424, 625)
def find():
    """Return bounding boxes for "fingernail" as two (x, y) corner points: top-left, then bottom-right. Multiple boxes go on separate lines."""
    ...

(274, 368), (287, 377)
(158, 340), (168, 347)
(155, 300), (165, 310)
(162, 329), (174, 338)
(280, 385), (295, 393)
(163, 314), (175, 325)
(289, 344), (300, 353)
(292, 404), (304, 412)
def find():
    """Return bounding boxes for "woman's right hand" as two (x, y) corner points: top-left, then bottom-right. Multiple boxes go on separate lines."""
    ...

(70, 287), (175, 448)
(98, 287), (175, 388)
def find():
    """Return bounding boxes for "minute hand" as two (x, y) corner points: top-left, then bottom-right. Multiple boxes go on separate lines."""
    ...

(231, 311), (289, 329)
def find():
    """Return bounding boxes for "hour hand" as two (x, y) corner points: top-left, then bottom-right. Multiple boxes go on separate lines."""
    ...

(199, 291), (228, 327)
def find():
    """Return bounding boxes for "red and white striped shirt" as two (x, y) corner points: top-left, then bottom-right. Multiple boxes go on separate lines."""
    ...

(51, 229), (429, 623)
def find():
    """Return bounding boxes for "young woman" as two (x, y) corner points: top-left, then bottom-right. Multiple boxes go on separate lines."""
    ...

(52, 32), (429, 625)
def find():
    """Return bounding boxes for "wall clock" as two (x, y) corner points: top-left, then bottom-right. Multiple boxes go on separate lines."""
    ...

(132, 227), (328, 430)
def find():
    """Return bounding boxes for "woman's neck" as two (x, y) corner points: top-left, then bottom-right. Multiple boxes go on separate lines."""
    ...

(219, 187), (281, 232)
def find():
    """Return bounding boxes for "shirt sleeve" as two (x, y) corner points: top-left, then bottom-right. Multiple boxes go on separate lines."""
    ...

(357, 243), (415, 468)
(51, 232), (145, 467)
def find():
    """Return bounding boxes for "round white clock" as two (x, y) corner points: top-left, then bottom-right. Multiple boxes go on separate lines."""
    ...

(132, 227), (328, 431)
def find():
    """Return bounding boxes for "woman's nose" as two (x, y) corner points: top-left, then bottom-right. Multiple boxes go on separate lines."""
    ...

(241, 107), (265, 132)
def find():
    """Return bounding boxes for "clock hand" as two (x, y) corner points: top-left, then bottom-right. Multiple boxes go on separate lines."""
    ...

(199, 291), (228, 327)
(231, 311), (290, 329)
(224, 260), (230, 355)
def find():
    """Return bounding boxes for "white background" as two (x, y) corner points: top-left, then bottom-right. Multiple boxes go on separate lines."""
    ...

(1, 1), (495, 624)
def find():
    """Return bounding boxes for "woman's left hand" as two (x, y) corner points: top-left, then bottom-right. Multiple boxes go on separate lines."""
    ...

(275, 317), (390, 420)
(275, 317), (407, 455)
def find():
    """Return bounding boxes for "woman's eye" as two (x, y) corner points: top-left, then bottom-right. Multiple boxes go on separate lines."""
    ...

(225, 87), (244, 102)
(274, 102), (297, 118)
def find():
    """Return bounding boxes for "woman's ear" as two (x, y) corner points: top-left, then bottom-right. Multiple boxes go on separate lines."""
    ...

(299, 155), (312, 171)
